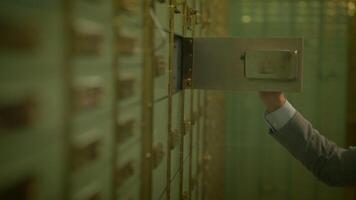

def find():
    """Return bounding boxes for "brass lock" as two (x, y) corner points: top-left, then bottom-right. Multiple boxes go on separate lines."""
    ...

(72, 20), (104, 56)
(152, 142), (165, 169)
(72, 139), (101, 169)
(153, 54), (166, 77)
(117, 77), (135, 100)
(169, 128), (180, 150)
(0, 177), (37, 200)
(116, 161), (135, 188)
(117, 34), (136, 55)
(117, 119), (135, 143)
(0, 19), (39, 50)
(0, 97), (36, 129)
(74, 85), (102, 110)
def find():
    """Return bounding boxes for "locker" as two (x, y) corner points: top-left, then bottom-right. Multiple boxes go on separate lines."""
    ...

(117, 68), (142, 107)
(0, 143), (64, 200)
(182, 159), (190, 200)
(174, 3), (184, 35)
(116, 142), (141, 199)
(170, 93), (181, 180)
(169, 174), (181, 200)
(152, 99), (168, 199)
(153, 32), (169, 101)
(0, 0), (228, 199)
(117, 105), (141, 151)
(154, 0), (170, 32)
(70, 125), (113, 199)
(183, 92), (191, 160)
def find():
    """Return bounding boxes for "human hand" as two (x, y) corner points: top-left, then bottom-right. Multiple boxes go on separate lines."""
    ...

(259, 91), (286, 113)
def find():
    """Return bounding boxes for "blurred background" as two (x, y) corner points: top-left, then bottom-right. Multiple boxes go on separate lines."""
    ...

(0, 0), (355, 200)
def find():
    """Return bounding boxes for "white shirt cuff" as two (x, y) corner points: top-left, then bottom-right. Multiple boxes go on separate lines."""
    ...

(264, 100), (296, 132)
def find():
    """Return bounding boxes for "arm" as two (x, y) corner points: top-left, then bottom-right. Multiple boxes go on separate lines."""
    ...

(260, 92), (356, 186)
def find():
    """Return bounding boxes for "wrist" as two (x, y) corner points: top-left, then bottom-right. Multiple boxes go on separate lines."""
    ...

(265, 95), (286, 113)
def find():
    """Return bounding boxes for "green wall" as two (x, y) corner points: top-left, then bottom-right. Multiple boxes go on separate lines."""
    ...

(225, 0), (349, 199)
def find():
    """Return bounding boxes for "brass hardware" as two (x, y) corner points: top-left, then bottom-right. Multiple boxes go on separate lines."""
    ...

(72, 139), (101, 169)
(0, 177), (37, 200)
(117, 34), (136, 55)
(183, 120), (191, 135)
(116, 161), (135, 188)
(152, 142), (164, 169)
(169, 128), (180, 150)
(0, 97), (36, 129)
(117, 119), (135, 143)
(185, 7), (197, 31)
(72, 20), (104, 56)
(153, 54), (166, 77)
(74, 86), (102, 110)
(0, 19), (39, 50)
(117, 77), (135, 100)
(181, 38), (193, 89)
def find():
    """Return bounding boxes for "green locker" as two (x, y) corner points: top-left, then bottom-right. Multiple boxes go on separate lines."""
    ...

(152, 98), (168, 199)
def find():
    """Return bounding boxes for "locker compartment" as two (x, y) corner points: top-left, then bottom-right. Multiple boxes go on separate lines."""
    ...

(182, 159), (190, 200)
(117, 68), (142, 108)
(174, 3), (184, 35)
(116, 31), (141, 60)
(0, 142), (64, 200)
(170, 94), (181, 179)
(70, 125), (113, 195)
(169, 173), (181, 200)
(0, 79), (64, 133)
(116, 143), (140, 200)
(183, 91), (192, 160)
(191, 128), (199, 178)
(190, 176), (198, 200)
(69, 121), (113, 198)
(152, 99), (168, 199)
(117, 105), (141, 152)
(0, 4), (65, 77)
(153, 30), (169, 101)
(71, 73), (114, 124)
(154, 0), (170, 32)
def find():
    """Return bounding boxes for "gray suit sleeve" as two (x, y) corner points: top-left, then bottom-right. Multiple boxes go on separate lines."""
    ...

(271, 112), (356, 186)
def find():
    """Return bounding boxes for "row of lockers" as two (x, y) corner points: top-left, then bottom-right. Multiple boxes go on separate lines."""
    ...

(0, 0), (227, 199)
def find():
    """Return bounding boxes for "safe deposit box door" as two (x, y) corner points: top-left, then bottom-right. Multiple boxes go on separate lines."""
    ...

(177, 37), (303, 92)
